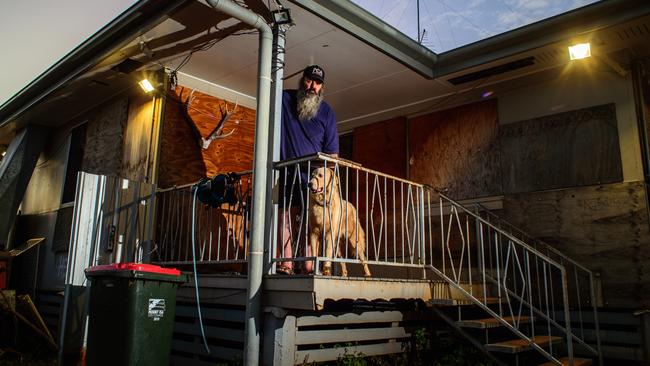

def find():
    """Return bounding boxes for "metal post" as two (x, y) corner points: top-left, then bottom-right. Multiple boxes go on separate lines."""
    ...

(205, 1), (272, 364)
(590, 272), (603, 366)
(263, 23), (286, 274)
(560, 266), (574, 366)
(418, 187), (426, 278)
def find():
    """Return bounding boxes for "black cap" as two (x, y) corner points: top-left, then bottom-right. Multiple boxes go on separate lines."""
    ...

(303, 65), (325, 83)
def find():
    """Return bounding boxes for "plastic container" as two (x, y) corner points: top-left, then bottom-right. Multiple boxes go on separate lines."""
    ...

(85, 263), (186, 366)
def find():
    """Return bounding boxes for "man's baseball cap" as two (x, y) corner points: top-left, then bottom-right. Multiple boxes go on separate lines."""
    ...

(303, 65), (325, 83)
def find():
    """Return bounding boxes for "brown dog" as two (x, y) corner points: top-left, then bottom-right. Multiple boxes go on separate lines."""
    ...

(307, 167), (371, 277)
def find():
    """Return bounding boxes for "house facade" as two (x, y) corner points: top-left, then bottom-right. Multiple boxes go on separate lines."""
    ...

(1, 0), (649, 365)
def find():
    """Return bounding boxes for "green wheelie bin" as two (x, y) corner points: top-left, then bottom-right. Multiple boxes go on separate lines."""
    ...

(85, 263), (186, 366)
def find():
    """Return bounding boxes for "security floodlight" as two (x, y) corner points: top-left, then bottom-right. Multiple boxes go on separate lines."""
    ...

(138, 78), (155, 93)
(272, 8), (292, 25)
(568, 43), (591, 60)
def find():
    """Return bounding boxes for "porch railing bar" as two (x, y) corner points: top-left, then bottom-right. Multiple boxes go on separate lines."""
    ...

(275, 153), (422, 187)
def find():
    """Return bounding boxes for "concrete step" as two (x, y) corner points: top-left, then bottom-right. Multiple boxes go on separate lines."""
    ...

(485, 335), (563, 353)
(457, 315), (534, 329)
(538, 357), (592, 366)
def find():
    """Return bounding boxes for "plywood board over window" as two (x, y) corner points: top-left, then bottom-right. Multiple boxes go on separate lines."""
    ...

(82, 97), (127, 176)
(499, 103), (623, 194)
(158, 87), (256, 188)
(122, 92), (155, 182)
(408, 99), (501, 200)
(352, 117), (407, 178)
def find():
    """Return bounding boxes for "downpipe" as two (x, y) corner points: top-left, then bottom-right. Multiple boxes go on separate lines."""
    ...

(205, 1), (272, 365)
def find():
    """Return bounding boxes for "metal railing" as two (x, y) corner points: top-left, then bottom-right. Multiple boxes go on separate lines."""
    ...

(271, 154), (427, 276)
(425, 189), (602, 366)
(154, 172), (252, 266)
(148, 154), (602, 365)
(473, 203), (603, 364)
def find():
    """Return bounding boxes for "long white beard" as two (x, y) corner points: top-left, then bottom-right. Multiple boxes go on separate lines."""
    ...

(297, 89), (322, 121)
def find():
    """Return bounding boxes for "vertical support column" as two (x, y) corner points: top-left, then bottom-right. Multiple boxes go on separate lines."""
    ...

(262, 309), (296, 366)
(0, 125), (48, 249)
(264, 25), (287, 274)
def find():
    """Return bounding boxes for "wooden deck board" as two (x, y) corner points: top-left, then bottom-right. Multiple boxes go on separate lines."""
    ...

(457, 315), (533, 329)
(485, 335), (563, 353)
(428, 297), (501, 306)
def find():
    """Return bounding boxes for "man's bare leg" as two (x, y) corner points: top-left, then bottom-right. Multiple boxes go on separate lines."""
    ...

(277, 208), (294, 273)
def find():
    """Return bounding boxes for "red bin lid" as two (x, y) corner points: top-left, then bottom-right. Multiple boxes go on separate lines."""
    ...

(85, 262), (180, 276)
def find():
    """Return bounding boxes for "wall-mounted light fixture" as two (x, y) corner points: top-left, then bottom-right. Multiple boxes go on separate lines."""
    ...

(568, 43), (591, 60)
(138, 78), (155, 93)
(272, 8), (292, 25)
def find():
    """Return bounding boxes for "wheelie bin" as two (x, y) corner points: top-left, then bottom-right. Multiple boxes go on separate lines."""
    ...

(85, 263), (186, 366)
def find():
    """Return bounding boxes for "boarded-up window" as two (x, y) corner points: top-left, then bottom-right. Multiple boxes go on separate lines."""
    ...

(353, 117), (407, 178)
(82, 97), (127, 176)
(408, 100), (501, 200)
(499, 103), (622, 193)
(339, 133), (353, 160)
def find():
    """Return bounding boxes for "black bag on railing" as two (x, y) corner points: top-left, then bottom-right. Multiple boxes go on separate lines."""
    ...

(193, 173), (239, 208)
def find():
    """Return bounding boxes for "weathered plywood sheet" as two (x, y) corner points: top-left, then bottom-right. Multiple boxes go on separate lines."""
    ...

(353, 117), (407, 178)
(158, 87), (255, 188)
(499, 103), (622, 194)
(349, 119), (408, 262)
(339, 133), (353, 160)
(82, 97), (127, 176)
(121, 92), (154, 182)
(408, 100), (501, 200)
(22, 135), (70, 214)
(502, 181), (650, 308)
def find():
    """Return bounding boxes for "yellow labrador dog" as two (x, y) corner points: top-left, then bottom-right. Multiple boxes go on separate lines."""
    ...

(307, 167), (371, 277)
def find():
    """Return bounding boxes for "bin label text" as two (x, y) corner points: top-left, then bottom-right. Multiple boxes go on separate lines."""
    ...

(148, 298), (166, 321)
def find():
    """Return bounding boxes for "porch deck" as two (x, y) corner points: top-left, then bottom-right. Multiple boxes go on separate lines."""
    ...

(182, 273), (440, 310)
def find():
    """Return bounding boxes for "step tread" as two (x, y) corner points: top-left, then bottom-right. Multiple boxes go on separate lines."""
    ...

(485, 335), (563, 353)
(428, 297), (501, 306)
(457, 315), (534, 329)
(538, 357), (592, 366)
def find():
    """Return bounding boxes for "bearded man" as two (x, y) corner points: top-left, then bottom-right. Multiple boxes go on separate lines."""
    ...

(280, 64), (339, 160)
(276, 64), (339, 275)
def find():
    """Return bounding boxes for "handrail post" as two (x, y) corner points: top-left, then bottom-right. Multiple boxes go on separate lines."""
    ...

(418, 187), (426, 279)
(560, 266), (574, 366)
(589, 272), (603, 366)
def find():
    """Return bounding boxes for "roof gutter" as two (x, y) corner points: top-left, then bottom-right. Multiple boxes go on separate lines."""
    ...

(205, 1), (272, 365)
(290, 0), (437, 79)
(0, 0), (191, 129)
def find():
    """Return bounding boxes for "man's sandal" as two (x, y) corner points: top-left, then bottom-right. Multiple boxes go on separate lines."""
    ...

(277, 265), (294, 275)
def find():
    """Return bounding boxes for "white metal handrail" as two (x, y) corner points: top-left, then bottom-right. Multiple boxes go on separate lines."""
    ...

(155, 172), (252, 266)
(425, 188), (601, 366)
(271, 154), (426, 276)
(148, 155), (602, 365)
(473, 203), (603, 364)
